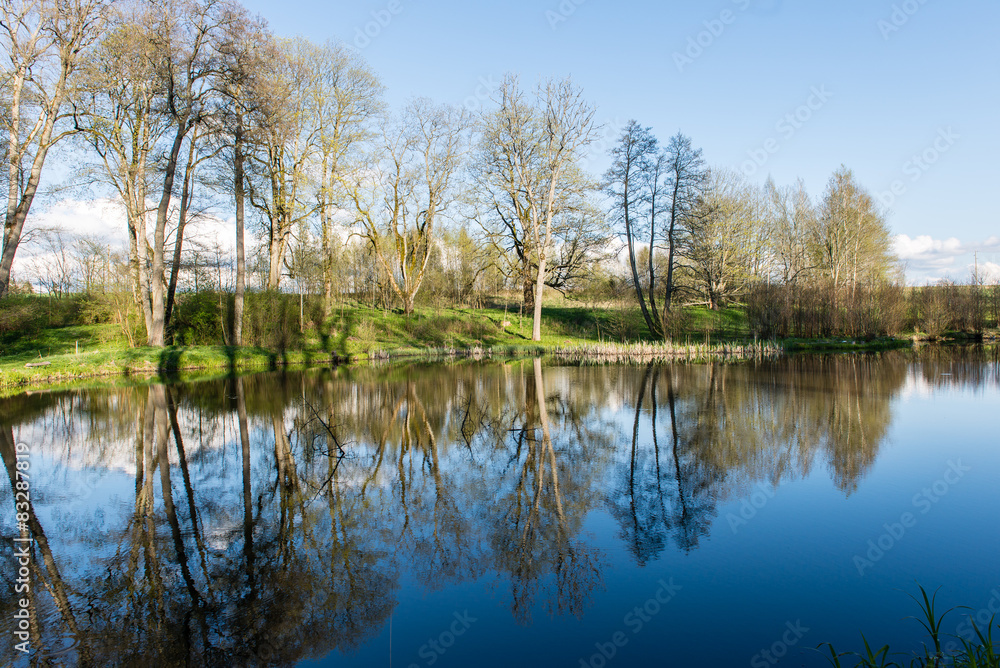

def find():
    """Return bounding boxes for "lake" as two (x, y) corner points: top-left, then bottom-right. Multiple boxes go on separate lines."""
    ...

(2, 348), (998, 667)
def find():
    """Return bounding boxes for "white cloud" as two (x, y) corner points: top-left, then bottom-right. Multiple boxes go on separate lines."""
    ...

(894, 234), (1000, 285)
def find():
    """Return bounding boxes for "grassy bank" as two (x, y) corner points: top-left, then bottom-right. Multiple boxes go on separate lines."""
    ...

(0, 296), (921, 395)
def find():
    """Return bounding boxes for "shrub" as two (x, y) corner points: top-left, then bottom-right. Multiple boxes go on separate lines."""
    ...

(243, 291), (304, 350)
(171, 292), (224, 346)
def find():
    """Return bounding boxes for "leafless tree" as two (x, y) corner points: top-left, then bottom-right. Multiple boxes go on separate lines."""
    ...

(476, 75), (598, 341)
(342, 99), (469, 316)
(0, 0), (109, 297)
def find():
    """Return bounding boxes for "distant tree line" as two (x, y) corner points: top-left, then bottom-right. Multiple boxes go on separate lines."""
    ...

(2, 0), (995, 347)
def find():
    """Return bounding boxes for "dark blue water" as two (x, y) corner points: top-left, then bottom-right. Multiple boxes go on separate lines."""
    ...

(1, 349), (998, 667)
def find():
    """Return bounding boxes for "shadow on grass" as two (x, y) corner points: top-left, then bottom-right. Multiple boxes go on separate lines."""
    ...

(157, 347), (185, 382)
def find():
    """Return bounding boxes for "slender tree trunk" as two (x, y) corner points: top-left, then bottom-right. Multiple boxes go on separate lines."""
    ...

(234, 115), (246, 346)
(165, 137), (200, 336)
(320, 156), (334, 323)
(532, 252), (546, 341)
(625, 213), (656, 336)
(1, 112), (62, 297)
(267, 216), (289, 290)
(647, 207), (662, 326)
(150, 126), (189, 346)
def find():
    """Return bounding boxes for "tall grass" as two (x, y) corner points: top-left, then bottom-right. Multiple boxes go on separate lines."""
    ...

(819, 586), (999, 668)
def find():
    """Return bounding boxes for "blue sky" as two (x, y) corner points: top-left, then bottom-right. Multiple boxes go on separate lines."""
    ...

(230, 0), (999, 283)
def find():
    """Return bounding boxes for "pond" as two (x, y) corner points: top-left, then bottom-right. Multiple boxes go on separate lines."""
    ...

(1, 349), (999, 667)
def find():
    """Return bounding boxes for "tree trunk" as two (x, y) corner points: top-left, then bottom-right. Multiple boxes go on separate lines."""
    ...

(267, 219), (288, 290)
(149, 126), (188, 346)
(164, 137), (199, 337)
(234, 116), (246, 347)
(531, 252), (546, 341)
(664, 216), (678, 316)
(522, 273), (535, 312)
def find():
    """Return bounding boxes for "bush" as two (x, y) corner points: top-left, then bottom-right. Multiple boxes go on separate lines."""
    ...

(745, 281), (906, 339)
(171, 291), (224, 346)
(0, 295), (85, 341)
(243, 291), (304, 350)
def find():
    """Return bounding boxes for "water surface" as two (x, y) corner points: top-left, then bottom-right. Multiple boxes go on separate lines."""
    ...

(2, 349), (998, 666)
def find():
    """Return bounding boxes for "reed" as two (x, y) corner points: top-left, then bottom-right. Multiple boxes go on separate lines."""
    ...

(819, 586), (999, 668)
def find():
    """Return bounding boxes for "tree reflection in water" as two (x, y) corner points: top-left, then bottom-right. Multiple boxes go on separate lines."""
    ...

(2, 348), (994, 665)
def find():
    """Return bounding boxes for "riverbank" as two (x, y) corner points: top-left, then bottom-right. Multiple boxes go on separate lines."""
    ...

(1, 299), (967, 396)
(0, 335), (916, 397)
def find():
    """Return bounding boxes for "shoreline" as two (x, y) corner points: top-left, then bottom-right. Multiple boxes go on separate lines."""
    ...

(0, 337), (932, 397)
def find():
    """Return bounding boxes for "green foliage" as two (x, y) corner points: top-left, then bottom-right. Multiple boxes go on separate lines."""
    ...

(170, 292), (224, 346)
(819, 586), (999, 668)
(243, 291), (305, 351)
(0, 295), (85, 343)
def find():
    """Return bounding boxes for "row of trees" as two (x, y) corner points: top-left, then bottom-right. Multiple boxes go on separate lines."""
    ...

(2, 0), (613, 346)
(7, 0), (977, 349)
(606, 120), (899, 338)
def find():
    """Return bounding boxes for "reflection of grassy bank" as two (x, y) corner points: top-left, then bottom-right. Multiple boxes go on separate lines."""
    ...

(0, 346), (311, 397)
(784, 337), (912, 353)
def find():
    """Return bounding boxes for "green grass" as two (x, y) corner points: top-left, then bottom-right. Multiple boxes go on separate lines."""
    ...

(819, 586), (999, 668)
(0, 295), (914, 395)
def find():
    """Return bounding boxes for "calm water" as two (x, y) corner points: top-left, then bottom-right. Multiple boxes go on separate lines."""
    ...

(2, 349), (999, 667)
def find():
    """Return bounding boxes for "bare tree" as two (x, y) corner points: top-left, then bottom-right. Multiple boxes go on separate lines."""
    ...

(606, 120), (661, 336)
(213, 2), (269, 345)
(0, 0), (108, 297)
(342, 99), (469, 316)
(73, 2), (165, 335)
(244, 36), (321, 291)
(143, 0), (229, 345)
(661, 132), (706, 314)
(817, 166), (895, 299)
(764, 177), (817, 284)
(477, 75), (598, 341)
(309, 40), (382, 321)
(687, 168), (762, 310)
